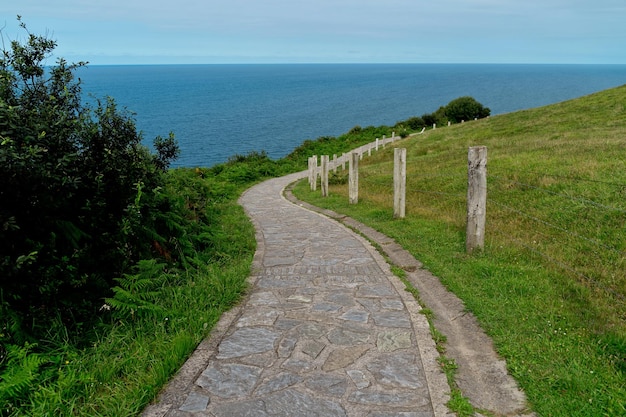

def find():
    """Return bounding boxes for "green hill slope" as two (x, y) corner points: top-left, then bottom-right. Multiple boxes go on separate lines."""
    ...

(294, 85), (626, 416)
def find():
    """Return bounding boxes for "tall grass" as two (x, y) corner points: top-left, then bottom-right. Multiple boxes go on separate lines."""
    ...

(293, 85), (626, 416)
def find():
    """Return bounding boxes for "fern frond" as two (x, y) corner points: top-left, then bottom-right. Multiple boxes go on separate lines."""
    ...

(0, 344), (46, 404)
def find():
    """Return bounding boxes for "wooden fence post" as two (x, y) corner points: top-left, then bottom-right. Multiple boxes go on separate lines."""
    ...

(308, 157), (314, 190)
(393, 148), (406, 219)
(466, 146), (487, 253)
(349, 152), (359, 204)
(333, 154), (338, 172)
(321, 155), (329, 197)
(376, 138), (379, 151)
(311, 155), (318, 191)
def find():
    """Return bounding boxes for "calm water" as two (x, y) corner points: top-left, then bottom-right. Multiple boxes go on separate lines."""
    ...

(76, 64), (626, 168)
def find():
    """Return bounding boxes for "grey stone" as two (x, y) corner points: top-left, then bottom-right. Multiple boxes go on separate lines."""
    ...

(278, 334), (298, 358)
(256, 276), (309, 289)
(248, 291), (280, 306)
(357, 298), (380, 312)
(347, 369), (371, 389)
(368, 412), (433, 417)
(371, 311), (412, 328)
(348, 390), (422, 407)
(340, 308), (370, 323)
(323, 345), (370, 371)
(311, 302), (342, 312)
(209, 399), (269, 416)
(381, 299), (405, 310)
(197, 363), (262, 398)
(325, 292), (356, 307)
(327, 327), (371, 345)
(178, 392), (209, 412)
(255, 372), (303, 396)
(305, 373), (348, 397)
(366, 352), (424, 389)
(302, 340), (326, 358)
(287, 294), (313, 303)
(236, 309), (279, 327)
(264, 389), (346, 416)
(357, 284), (396, 298)
(281, 357), (315, 373)
(298, 322), (328, 339)
(377, 331), (412, 352)
(274, 318), (301, 330)
(217, 327), (279, 359)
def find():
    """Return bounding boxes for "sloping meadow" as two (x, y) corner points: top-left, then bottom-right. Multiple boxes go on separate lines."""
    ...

(294, 85), (626, 416)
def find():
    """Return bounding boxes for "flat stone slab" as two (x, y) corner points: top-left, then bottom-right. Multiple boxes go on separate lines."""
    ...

(216, 327), (280, 359)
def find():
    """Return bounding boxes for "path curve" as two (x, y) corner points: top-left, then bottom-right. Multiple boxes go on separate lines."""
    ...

(143, 171), (451, 417)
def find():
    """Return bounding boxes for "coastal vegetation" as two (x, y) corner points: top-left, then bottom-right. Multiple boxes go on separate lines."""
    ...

(8, 17), (613, 417)
(0, 22), (449, 415)
(293, 85), (626, 416)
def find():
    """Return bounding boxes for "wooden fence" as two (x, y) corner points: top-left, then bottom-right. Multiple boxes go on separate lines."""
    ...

(307, 131), (487, 253)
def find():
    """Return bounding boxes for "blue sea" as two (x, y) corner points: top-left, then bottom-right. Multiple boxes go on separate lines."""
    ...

(76, 64), (626, 168)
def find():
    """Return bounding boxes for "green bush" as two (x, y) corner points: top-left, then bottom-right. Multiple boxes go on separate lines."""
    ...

(444, 96), (490, 123)
(0, 18), (180, 340)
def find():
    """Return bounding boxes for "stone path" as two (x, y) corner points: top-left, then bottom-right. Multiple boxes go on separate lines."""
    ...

(143, 171), (451, 417)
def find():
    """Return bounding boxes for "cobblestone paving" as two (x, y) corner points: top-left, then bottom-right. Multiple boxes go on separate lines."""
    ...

(162, 172), (450, 417)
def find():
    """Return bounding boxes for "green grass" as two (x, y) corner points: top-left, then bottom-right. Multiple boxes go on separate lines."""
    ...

(293, 85), (626, 416)
(1, 167), (257, 416)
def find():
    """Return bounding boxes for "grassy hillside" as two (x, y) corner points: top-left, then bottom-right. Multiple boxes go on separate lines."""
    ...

(293, 85), (626, 416)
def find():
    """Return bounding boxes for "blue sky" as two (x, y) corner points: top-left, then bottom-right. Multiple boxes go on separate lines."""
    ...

(2, 1), (625, 64)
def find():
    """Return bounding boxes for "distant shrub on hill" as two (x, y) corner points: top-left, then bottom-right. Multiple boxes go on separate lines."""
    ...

(444, 96), (491, 123)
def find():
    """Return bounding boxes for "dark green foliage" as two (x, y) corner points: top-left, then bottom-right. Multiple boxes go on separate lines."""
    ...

(0, 18), (180, 340)
(444, 96), (490, 123)
(105, 259), (169, 321)
(0, 343), (46, 414)
(285, 125), (393, 167)
(405, 116), (425, 130)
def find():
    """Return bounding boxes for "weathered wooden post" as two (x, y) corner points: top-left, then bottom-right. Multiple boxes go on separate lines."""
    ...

(433, 123), (436, 130)
(376, 138), (379, 151)
(321, 155), (329, 197)
(333, 154), (338, 173)
(311, 155), (318, 191)
(393, 148), (406, 219)
(466, 146), (487, 254)
(349, 152), (359, 204)
(368, 145), (372, 156)
(341, 153), (346, 170)
(382, 135), (386, 147)
(308, 157), (314, 190)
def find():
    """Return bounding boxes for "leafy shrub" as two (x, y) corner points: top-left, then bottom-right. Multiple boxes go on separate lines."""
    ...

(0, 18), (180, 339)
(444, 96), (490, 123)
(405, 116), (425, 130)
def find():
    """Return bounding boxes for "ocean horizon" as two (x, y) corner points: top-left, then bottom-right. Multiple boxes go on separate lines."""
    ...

(76, 63), (626, 168)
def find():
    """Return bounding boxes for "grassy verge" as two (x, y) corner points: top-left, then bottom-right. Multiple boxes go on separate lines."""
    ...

(2, 167), (257, 416)
(292, 85), (626, 416)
